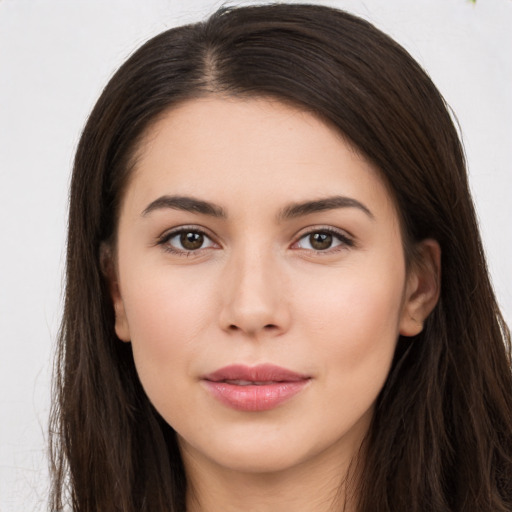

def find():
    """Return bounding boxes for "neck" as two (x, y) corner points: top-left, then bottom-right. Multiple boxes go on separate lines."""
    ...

(182, 442), (361, 512)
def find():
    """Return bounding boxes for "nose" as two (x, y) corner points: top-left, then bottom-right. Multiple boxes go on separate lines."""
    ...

(218, 245), (291, 338)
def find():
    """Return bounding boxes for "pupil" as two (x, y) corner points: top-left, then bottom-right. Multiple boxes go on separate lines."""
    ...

(310, 232), (332, 250)
(181, 232), (203, 250)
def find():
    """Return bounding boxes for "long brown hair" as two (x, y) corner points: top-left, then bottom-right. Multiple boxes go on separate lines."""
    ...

(50, 4), (512, 511)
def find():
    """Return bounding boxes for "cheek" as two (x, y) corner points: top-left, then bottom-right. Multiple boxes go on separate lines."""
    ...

(120, 266), (218, 400)
(298, 261), (404, 336)
(294, 261), (405, 399)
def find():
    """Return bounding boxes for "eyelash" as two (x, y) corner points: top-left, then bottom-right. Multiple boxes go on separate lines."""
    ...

(293, 226), (354, 253)
(156, 226), (354, 256)
(156, 226), (217, 256)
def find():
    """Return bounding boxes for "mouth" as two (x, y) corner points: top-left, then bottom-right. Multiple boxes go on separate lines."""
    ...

(201, 364), (311, 412)
(221, 380), (286, 386)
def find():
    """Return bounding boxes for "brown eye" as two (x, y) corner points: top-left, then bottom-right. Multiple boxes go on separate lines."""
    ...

(309, 232), (333, 250)
(180, 231), (204, 250)
(160, 228), (216, 254)
(294, 229), (353, 252)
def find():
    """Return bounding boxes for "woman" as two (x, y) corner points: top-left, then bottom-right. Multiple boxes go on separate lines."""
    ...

(50, 3), (512, 511)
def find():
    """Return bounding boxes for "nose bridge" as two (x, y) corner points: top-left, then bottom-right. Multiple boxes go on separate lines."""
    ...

(219, 237), (289, 336)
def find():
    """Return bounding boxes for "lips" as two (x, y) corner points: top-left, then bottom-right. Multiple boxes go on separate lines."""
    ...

(202, 364), (311, 412)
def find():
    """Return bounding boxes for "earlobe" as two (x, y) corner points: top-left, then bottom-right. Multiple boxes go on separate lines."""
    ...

(100, 243), (131, 342)
(399, 239), (441, 337)
(112, 302), (131, 342)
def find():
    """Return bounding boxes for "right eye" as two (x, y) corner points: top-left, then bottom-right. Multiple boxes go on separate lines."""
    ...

(158, 228), (217, 255)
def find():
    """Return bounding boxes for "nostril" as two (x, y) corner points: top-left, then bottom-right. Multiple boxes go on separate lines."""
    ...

(227, 323), (278, 333)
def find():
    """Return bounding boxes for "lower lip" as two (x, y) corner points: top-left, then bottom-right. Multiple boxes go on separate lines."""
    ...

(202, 380), (310, 412)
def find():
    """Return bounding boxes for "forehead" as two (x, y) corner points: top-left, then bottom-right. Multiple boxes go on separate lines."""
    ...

(123, 96), (397, 221)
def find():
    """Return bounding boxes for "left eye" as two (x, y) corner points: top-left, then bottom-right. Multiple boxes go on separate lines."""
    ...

(161, 229), (216, 252)
(295, 230), (352, 251)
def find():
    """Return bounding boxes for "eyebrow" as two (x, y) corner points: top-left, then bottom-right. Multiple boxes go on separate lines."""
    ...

(141, 194), (373, 220)
(277, 196), (374, 221)
(141, 195), (226, 218)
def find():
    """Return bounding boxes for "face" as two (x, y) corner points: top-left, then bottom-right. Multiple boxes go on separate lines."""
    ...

(109, 97), (433, 479)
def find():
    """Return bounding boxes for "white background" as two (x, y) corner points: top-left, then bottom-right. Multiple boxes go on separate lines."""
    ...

(0, 0), (510, 510)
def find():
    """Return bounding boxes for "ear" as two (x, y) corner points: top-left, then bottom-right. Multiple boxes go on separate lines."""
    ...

(100, 243), (131, 342)
(399, 239), (441, 337)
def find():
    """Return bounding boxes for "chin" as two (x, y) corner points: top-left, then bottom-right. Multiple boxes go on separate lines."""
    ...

(177, 416), (362, 478)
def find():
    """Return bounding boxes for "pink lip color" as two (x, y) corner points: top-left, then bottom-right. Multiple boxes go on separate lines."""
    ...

(202, 364), (310, 412)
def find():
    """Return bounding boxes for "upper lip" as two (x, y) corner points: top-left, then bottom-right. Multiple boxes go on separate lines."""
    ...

(203, 364), (310, 383)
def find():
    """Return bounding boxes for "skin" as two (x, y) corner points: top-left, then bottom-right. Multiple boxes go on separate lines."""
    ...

(107, 97), (440, 512)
